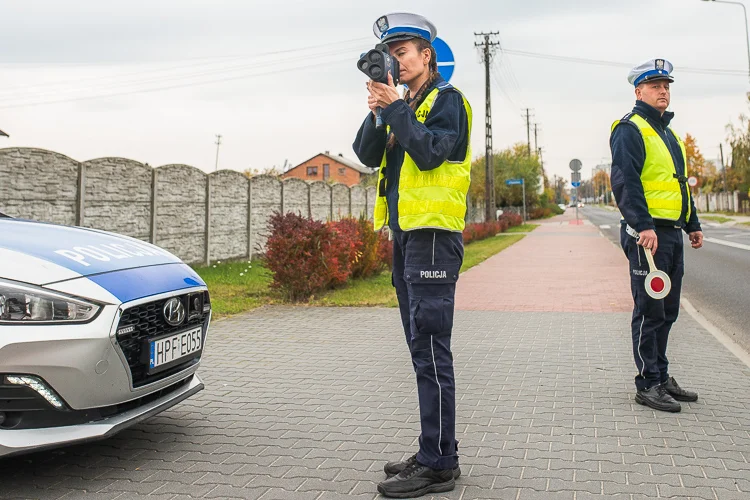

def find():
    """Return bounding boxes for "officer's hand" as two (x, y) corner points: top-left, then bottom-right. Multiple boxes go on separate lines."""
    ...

(368, 73), (400, 109)
(689, 231), (704, 249)
(637, 229), (658, 255)
(367, 93), (379, 114)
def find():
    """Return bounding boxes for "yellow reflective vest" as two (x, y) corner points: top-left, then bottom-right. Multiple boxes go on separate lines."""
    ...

(611, 113), (690, 223)
(373, 83), (472, 232)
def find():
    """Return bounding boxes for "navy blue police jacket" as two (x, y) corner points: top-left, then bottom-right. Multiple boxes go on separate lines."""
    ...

(352, 74), (469, 232)
(610, 100), (701, 234)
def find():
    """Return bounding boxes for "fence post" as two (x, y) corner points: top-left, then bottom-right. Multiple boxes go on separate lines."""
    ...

(76, 163), (85, 227)
(150, 169), (157, 244)
(307, 182), (312, 218)
(247, 177), (253, 261)
(204, 175), (211, 266)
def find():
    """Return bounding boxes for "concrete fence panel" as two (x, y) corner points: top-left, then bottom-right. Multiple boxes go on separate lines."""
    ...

(209, 170), (249, 263)
(350, 184), (367, 219)
(82, 157), (152, 241)
(310, 181), (332, 222)
(366, 186), (377, 221)
(282, 177), (309, 218)
(250, 175), (282, 255)
(0, 148), (79, 225)
(154, 164), (207, 265)
(331, 183), (351, 221)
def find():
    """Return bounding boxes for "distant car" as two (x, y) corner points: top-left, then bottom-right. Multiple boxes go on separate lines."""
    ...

(0, 215), (211, 458)
(577, 202), (584, 208)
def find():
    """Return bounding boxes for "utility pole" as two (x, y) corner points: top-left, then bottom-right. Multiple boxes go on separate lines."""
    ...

(536, 147), (546, 189)
(534, 123), (546, 188)
(214, 134), (222, 171)
(475, 32), (500, 222)
(524, 109), (533, 157)
(719, 143), (727, 192)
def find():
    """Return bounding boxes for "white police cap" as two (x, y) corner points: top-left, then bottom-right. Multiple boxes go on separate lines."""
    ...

(628, 58), (674, 87)
(373, 12), (437, 44)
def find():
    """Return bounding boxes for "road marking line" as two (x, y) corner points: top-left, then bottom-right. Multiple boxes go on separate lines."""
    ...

(599, 224), (611, 229)
(681, 298), (750, 369)
(704, 237), (750, 251)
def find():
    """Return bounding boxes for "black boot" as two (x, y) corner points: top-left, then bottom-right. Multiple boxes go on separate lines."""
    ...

(377, 462), (455, 498)
(664, 376), (698, 402)
(635, 383), (681, 412)
(384, 453), (461, 479)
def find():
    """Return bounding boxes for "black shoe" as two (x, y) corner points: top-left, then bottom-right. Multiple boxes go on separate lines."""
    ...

(377, 462), (455, 498)
(384, 453), (461, 479)
(664, 376), (698, 402)
(635, 383), (681, 413)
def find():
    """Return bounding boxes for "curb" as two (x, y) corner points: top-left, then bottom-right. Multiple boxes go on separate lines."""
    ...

(681, 297), (750, 369)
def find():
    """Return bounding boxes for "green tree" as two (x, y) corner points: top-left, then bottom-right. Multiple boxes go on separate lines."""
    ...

(684, 133), (720, 192)
(470, 143), (543, 208)
(726, 96), (750, 192)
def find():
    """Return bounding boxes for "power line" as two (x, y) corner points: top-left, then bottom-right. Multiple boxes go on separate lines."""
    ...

(0, 47), (357, 102)
(500, 48), (747, 76)
(0, 56), (351, 109)
(495, 37), (525, 103)
(0, 39), (371, 103)
(0, 37), (372, 97)
(490, 65), (522, 115)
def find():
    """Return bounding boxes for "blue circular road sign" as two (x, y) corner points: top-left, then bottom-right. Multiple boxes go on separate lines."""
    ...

(433, 37), (455, 82)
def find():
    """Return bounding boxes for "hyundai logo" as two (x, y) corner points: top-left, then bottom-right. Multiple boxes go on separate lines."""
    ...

(162, 298), (186, 326)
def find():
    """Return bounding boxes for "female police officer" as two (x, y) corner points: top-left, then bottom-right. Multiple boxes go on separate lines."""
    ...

(352, 12), (472, 499)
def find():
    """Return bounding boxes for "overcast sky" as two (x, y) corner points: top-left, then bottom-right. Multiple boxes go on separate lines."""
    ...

(1, 0), (748, 184)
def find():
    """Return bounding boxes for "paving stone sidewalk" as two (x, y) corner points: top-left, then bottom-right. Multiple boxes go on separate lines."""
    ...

(1, 212), (749, 500)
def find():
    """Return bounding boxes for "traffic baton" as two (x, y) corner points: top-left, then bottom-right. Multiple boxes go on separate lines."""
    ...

(642, 248), (671, 300)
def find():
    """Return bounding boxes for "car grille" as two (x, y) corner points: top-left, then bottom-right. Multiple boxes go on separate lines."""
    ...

(115, 290), (210, 387)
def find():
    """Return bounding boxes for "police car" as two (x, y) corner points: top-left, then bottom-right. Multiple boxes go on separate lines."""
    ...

(0, 214), (210, 458)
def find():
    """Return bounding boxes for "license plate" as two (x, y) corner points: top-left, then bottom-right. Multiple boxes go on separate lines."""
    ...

(149, 326), (202, 371)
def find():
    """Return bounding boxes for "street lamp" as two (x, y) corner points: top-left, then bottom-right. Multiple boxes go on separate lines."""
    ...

(702, 0), (750, 83)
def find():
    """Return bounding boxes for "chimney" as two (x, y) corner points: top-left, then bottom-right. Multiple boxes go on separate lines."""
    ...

(324, 150), (330, 155)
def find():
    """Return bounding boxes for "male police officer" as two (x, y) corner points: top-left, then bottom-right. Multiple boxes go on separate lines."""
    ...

(610, 59), (703, 413)
(353, 12), (471, 498)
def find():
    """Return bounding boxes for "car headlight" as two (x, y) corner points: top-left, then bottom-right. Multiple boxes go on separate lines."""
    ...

(0, 280), (101, 324)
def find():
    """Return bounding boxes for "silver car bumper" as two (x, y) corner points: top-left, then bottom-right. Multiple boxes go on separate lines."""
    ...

(0, 373), (203, 458)
(0, 286), (210, 458)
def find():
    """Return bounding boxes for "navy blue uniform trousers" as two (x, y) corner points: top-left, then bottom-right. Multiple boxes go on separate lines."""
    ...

(620, 225), (684, 391)
(391, 229), (463, 470)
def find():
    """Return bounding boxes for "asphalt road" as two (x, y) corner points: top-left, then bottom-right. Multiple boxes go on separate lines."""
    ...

(582, 206), (750, 354)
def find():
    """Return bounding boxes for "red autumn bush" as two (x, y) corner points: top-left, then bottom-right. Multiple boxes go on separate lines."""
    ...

(529, 207), (552, 220)
(264, 212), (394, 301)
(263, 212), (348, 301)
(377, 230), (393, 271)
(333, 215), (385, 279)
(498, 212), (523, 228)
(462, 221), (503, 245)
(328, 217), (361, 285)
